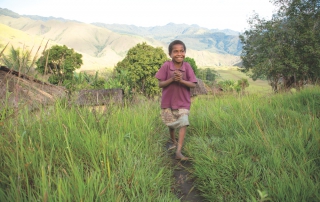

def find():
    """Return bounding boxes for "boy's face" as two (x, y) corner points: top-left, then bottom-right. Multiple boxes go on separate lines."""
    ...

(169, 44), (185, 64)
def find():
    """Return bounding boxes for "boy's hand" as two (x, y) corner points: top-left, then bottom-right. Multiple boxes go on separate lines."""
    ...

(173, 70), (182, 82)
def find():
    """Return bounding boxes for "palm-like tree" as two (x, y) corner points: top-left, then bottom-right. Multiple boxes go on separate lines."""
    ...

(237, 78), (249, 93)
(1, 45), (33, 74)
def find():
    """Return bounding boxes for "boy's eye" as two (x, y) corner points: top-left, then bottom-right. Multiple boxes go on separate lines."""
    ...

(173, 50), (185, 53)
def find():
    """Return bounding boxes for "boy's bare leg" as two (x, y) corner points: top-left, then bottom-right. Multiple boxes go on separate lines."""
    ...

(168, 128), (177, 150)
(169, 128), (177, 144)
(176, 126), (188, 160)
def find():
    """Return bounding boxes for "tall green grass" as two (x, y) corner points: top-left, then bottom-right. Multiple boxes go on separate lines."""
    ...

(0, 100), (178, 201)
(188, 87), (320, 201)
(1, 87), (319, 201)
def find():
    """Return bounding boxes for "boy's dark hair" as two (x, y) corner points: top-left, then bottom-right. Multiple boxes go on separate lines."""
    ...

(168, 40), (186, 54)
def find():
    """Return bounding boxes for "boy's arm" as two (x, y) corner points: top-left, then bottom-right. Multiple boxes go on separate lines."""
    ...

(158, 77), (196, 88)
(179, 79), (196, 88)
(158, 77), (174, 88)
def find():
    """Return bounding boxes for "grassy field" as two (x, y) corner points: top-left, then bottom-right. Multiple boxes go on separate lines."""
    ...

(0, 100), (178, 201)
(200, 66), (272, 94)
(189, 87), (320, 201)
(0, 86), (319, 201)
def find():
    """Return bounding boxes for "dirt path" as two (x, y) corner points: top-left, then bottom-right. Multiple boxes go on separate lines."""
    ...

(166, 142), (205, 202)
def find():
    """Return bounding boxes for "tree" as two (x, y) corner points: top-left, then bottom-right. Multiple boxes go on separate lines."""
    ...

(240, 0), (320, 91)
(218, 80), (236, 92)
(205, 68), (218, 81)
(1, 45), (34, 74)
(184, 57), (199, 76)
(239, 15), (288, 91)
(197, 68), (219, 86)
(283, 0), (320, 86)
(114, 42), (168, 98)
(36, 45), (83, 85)
(72, 71), (106, 91)
(237, 78), (249, 93)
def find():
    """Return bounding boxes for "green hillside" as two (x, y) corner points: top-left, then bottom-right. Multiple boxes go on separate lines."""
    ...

(212, 66), (271, 93)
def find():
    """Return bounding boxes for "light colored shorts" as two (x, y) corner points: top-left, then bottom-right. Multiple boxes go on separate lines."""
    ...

(161, 108), (190, 129)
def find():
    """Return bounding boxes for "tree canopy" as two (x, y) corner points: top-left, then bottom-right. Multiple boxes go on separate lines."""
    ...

(184, 57), (199, 76)
(240, 0), (320, 91)
(114, 42), (168, 98)
(36, 45), (83, 85)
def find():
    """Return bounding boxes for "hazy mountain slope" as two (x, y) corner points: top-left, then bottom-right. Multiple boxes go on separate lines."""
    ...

(93, 22), (242, 55)
(0, 15), (169, 66)
(0, 23), (46, 54)
(0, 23), (117, 70)
(0, 7), (73, 22)
(0, 8), (241, 69)
(0, 8), (20, 18)
(92, 22), (240, 37)
(187, 49), (240, 67)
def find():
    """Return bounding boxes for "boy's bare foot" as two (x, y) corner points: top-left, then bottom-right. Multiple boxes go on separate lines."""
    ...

(168, 139), (177, 150)
(175, 153), (189, 161)
(168, 143), (177, 150)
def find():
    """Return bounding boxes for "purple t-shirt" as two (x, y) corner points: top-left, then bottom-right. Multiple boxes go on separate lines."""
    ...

(155, 61), (197, 110)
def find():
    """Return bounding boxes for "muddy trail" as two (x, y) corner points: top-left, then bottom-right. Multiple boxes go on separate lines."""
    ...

(166, 142), (205, 202)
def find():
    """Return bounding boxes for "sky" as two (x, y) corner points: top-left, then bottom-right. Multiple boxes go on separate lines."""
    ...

(0, 0), (278, 32)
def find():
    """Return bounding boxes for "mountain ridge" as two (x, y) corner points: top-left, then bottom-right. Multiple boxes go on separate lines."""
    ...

(0, 7), (242, 70)
(92, 22), (242, 55)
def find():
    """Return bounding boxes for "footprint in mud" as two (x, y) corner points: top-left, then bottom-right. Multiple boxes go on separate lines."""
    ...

(166, 142), (205, 202)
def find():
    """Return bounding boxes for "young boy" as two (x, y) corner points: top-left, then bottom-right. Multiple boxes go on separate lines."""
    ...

(155, 40), (197, 160)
